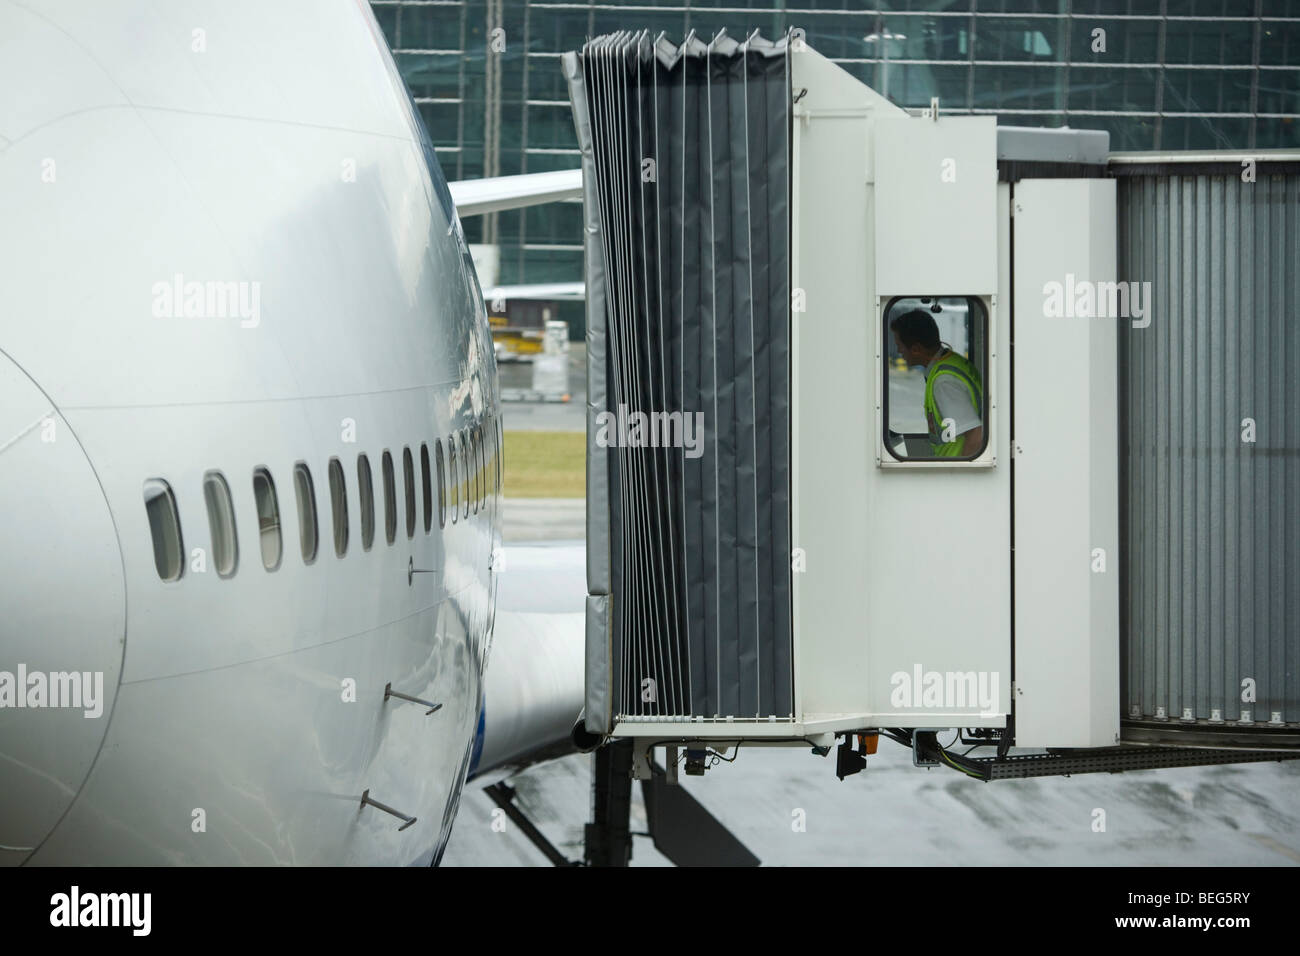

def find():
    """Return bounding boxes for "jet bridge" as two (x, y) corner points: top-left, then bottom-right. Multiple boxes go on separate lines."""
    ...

(564, 31), (1300, 780)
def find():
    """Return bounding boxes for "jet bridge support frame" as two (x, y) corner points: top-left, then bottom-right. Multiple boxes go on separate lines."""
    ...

(980, 747), (1300, 781)
(898, 730), (1300, 781)
(584, 739), (634, 867)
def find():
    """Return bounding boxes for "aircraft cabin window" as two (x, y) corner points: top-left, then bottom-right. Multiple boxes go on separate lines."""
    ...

(448, 434), (459, 524)
(479, 424), (489, 500)
(460, 431), (470, 519)
(328, 457), (348, 557)
(465, 427), (475, 514)
(420, 443), (433, 535)
(435, 438), (447, 529)
(252, 467), (282, 572)
(357, 454), (375, 551)
(470, 427), (480, 514)
(203, 471), (239, 578)
(143, 479), (183, 582)
(489, 419), (498, 496)
(403, 446), (416, 540)
(480, 425), (487, 506)
(381, 451), (397, 545)
(294, 462), (318, 564)
(884, 296), (990, 463)
(477, 424), (487, 506)
(471, 425), (480, 508)
(471, 427), (479, 510)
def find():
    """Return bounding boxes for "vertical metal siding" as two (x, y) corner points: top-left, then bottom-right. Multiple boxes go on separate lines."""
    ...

(1118, 170), (1300, 732)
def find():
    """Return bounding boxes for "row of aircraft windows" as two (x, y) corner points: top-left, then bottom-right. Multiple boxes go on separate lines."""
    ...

(143, 420), (503, 582)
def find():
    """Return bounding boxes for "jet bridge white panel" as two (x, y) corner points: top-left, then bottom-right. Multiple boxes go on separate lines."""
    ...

(874, 116), (998, 297)
(793, 54), (1011, 728)
(1012, 178), (1120, 748)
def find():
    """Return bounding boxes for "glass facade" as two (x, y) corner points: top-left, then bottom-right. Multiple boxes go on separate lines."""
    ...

(371, 0), (1300, 291)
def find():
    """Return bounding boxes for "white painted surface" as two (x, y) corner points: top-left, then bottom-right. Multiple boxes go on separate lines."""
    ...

(790, 49), (897, 723)
(0, 0), (504, 865)
(874, 116), (999, 297)
(1012, 178), (1120, 748)
(790, 49), (1010, 729)
(449, 169), (583, 217)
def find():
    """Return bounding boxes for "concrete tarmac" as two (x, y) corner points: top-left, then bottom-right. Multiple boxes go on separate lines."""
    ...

(502, 497), (584, 543)
(444, 740), (1300, 867)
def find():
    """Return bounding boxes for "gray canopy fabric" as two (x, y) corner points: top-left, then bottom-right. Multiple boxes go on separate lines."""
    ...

(564, 31), (793, 732)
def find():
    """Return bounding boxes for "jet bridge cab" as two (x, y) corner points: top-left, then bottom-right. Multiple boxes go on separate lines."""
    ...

(568, 34), (1298, 779)
(792, 71), (1119, 754)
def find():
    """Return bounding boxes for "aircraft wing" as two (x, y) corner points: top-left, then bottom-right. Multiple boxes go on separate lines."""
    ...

(482, 282), (585, 303)
(449, 169), (582, 218)
(469, 540), (586, 780)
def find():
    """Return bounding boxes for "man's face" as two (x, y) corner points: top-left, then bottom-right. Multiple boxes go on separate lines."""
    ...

(893, 332), (927, 368)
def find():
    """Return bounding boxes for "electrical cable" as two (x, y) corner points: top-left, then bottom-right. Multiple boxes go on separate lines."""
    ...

(707, 742), (741, 765)
(937, 746), (988, 780)
(879, 725), (991, 780)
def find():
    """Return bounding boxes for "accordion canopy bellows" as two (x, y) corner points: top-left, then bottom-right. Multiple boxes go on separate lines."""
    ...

(564, 31), (793, 731)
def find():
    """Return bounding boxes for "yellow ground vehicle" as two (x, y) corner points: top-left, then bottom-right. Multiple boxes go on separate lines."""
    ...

(489, 302), (558, 361)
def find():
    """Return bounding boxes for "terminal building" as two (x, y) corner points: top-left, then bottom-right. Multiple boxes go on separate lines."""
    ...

(369, 0), (1300, 316)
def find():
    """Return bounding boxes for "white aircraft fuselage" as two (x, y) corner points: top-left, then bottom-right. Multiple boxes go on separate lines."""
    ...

(0, 0), (501, 864)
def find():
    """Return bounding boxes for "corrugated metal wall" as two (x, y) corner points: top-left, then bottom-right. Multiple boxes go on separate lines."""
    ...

(1117, 167), (1300, 735)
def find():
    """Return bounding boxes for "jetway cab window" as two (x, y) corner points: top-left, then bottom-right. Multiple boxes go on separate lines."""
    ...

(294, 463), (318, 564)
(328, 457), (348, 557)
(143, 479), (183, 581)
(381, 451), (397, 545)
(203, 471), (239, 578)
(885, 296), (989, 462)
(357, 454), (375, 551)
(252, 467), (282, 571)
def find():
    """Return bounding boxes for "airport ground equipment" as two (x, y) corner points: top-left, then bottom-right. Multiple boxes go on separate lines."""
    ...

(565, 31), (1300, 784)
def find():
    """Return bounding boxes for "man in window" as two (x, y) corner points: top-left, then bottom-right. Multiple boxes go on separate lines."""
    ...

(890, 310), (983, 458)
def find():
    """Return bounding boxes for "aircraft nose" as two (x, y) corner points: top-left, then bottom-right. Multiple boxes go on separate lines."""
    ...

(0, 354), (125, 864)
